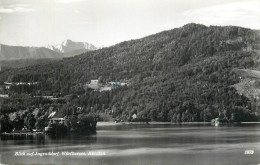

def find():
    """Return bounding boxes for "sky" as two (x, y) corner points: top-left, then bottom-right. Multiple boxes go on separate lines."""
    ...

(0, 0), (259, 47)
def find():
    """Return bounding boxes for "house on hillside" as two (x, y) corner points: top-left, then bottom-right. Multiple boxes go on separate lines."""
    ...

(121, 82), (127, 86)
(85, 80), (100, 90)
(132, 113), (137, 119)
(3, 82), (11, 89)
(109, 81), (119, 86)
(108, 81), (128, 87)
(91, 80), (99, 85)
(85, 79), (128, 91)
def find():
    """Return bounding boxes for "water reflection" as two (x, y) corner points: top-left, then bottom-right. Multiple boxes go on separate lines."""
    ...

(0, 124), (260, 165)
(0, 133), (98, 146)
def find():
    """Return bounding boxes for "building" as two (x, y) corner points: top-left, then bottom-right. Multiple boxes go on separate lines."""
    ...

(44, 111), (66, 133)
(48, 111), (65, 124)
(91, 80), (99, 84)
(86, 80), (100, 90)
(108, 81), (128, 86)
(109, 81), (119, 86)
(132, 113), (137, 119)
(3, 82), (11, 89)
(0, 94), (8, 98)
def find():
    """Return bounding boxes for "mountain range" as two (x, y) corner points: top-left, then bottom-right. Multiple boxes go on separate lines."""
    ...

(0, 40), (97, 61)
(0, 44), (62, 61)
(1, 23), (260, 122)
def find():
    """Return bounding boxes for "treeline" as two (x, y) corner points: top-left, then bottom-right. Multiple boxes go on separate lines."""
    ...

(0, 94), (99, 133)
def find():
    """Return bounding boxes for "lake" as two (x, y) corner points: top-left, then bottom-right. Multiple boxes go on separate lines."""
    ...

(0, 124), (260, 165)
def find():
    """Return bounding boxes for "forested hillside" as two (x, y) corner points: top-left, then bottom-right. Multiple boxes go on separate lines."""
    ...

(1, 23), (260, 126)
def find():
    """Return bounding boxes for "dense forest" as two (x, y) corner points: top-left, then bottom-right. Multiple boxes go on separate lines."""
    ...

(1, 23), (260, 132)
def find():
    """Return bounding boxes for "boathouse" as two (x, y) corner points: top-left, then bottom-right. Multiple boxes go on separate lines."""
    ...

(49, 111), (65, 124)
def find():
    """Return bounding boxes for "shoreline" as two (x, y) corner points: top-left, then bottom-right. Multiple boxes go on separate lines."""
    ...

(2, 122), (260, 135)
(97, 121), (210, 127)
(1, 132), (44, 135)
(96, 121), (260, 127)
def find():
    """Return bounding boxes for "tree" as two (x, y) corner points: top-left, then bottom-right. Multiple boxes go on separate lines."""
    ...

(13, 114), (24, 131)
(98, 76), (104, 84)
(24, 114), (36, 131)
(35, 115), (48, 130)
(0, 114), (13, 133)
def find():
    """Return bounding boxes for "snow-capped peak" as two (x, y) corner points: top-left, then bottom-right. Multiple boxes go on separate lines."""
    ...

(47, 39), (97, 53)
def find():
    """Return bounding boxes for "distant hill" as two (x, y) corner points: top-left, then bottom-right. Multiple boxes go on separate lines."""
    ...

(0, 40), (97, 61)
(1, 23), (260, 122)
(0, 44), (62, 61)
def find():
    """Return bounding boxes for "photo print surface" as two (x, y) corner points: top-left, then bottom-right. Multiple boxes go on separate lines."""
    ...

(0, 0), (260, 165)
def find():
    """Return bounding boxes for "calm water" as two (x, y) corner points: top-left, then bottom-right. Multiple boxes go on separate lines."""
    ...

(0, 124), (260, 165)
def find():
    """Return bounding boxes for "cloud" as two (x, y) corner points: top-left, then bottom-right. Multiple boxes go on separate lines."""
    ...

(181, 0), (260, 29)
(58, 0), (84, 4)
(0, 7), (13, 13)
(74, 10), (80, 13)
(0, 4), (35, 13)
(79, 21), (91, 25)
(52, 7), (65, 12)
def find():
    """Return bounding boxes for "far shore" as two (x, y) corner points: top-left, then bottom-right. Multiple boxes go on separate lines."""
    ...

(1, 132), (44, 135)
(97, 121), (211, 127)
(2, 122), (260, 135)
(97, 121), (260, 127)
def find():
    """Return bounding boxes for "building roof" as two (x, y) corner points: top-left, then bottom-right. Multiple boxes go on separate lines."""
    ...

(51, 111), (65, 119)
(48, 111), (56, 118)
(91, 80), (99, 84)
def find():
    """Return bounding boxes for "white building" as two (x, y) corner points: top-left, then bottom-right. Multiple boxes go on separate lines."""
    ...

(91, 80), (99, 84)
(0, 94), (8, 98)
(132, 113), (137, 119)
(48, 111), (65, 124)
(86, 80), (100, 90)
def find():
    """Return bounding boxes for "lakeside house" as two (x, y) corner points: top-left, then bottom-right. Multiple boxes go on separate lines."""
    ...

(49, 111), (66, 124)
(132, 113), (137, 119)
(45, 111), (66, 132)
